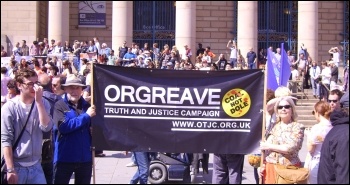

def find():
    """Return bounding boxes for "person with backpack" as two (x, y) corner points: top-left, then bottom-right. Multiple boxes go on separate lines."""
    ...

(38, 73), (62, 184)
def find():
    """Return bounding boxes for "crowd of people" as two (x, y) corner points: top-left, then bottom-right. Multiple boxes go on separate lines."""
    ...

(288, 44), (349, 101)
(1, 37), (349, 184)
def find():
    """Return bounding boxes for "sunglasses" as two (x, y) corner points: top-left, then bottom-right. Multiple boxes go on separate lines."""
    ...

(52, 84), (58, 87)
(328, 100), (338, 103)
(277, 105), (291, 110)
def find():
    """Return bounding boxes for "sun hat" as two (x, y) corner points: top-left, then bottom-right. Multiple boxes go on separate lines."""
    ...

(61, 74), (87, 88)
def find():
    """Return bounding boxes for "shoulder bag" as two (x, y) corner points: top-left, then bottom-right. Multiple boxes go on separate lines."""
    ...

(274, 163), (309, 184)
(1, 102), (35, 184)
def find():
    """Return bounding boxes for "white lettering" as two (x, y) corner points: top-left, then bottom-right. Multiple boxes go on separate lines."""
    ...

(135, 86), (151, 103)
(193, 88), (207, 105)
(180, 88), (194, 104)
(152, 87), (166, 104)
(209, 89), (221, 105)
(121, 86), (135, 102)
(104, 85), (120, 102)
(167, 87), (180, 104)
(104, 85), (221, 105)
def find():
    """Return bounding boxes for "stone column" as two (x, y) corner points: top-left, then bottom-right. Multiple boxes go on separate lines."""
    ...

(237, 1), (258, 67)
(112, 1), (133, 50)
(48, 1), (69, 42)
(175, 1), (196, 63)
(298, 1), (318, 63)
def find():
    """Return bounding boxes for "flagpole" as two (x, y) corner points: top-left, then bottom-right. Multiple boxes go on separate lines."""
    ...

(280, 43), (284, 86)
(259, 54), (268, 184)
(91, 63), (96, 184)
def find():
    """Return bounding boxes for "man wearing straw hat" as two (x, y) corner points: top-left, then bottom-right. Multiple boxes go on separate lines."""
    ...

(52, 74), (96, 184)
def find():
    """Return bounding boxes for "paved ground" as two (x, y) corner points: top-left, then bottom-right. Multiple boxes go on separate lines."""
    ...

(68, 138), (308, 184)
(0, 132), (308, 184)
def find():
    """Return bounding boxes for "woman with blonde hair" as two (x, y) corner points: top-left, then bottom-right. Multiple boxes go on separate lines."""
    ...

(304, 101), (333, 184)
(266, 86), (296, 132)
(260, 97), (305, 184)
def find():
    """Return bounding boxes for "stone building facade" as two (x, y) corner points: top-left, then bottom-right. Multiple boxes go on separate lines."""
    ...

(1, 1), (348, 63)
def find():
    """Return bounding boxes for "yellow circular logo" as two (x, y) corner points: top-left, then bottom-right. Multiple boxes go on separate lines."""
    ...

(222, 88), (251, 117)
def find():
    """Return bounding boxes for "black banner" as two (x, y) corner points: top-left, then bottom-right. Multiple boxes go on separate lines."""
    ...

(92, 64), (264, 154)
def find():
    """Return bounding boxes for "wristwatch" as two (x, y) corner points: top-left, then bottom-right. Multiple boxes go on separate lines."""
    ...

(7, 168), (16, 173)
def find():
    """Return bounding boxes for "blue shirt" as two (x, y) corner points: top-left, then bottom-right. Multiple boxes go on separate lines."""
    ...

(87, 45), (97, 53)
(247, 51), (257, 64)
(123, 52), (137, 60)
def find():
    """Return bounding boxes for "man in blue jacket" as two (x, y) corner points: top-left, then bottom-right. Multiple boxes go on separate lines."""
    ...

(52, 75), (96, 184)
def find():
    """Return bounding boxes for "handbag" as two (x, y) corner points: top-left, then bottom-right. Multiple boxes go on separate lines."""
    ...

(274, 163), (309, 184)
(1, 102), (35, 184)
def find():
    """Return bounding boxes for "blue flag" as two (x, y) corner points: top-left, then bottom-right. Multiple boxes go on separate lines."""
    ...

(267, 48), (278, 91)
(280, 43), (291, 87)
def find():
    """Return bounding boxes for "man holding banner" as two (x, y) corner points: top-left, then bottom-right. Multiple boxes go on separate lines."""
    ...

(53, 75), (96, 184)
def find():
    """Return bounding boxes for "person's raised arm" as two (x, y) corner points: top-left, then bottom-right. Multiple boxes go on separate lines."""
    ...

(227, 40), (231, 49)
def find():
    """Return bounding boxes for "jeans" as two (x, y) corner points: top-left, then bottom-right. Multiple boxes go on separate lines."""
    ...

(310, 79), (320, 96)
(53, 162), (92, 184)
(320, 83), (330, 101)
(230, 58), (237, 68)
(15, 161), (47, 184)
(248, 62), (255, 69)
(212, 154), (244, 184)
(130, 152), (150, 184)
(131, 153), (136, 163)
(41, 162), (53, 184)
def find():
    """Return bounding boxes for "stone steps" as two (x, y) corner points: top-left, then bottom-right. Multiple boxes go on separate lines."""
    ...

(295, 88), (317, 128)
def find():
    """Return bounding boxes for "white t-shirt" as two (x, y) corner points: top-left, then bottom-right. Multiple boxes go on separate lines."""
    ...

(291, 69), (299, 80)
(95, 42), (101, 53)
(181, 49), (192, 60)
(321, 67), (331, 84)
(230, 47), (237, 59)
(332, 52), (339, 64)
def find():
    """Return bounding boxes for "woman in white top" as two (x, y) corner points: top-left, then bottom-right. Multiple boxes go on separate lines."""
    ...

(328, 47), (340, 67)
(319, 61), (331, 101)
(202, 51), (211, 65)
(304, 101), (333, 184)
(309, 60), (321, 98)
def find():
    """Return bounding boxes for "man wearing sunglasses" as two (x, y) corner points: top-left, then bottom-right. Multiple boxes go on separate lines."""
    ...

(328, 89), (343, 112)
